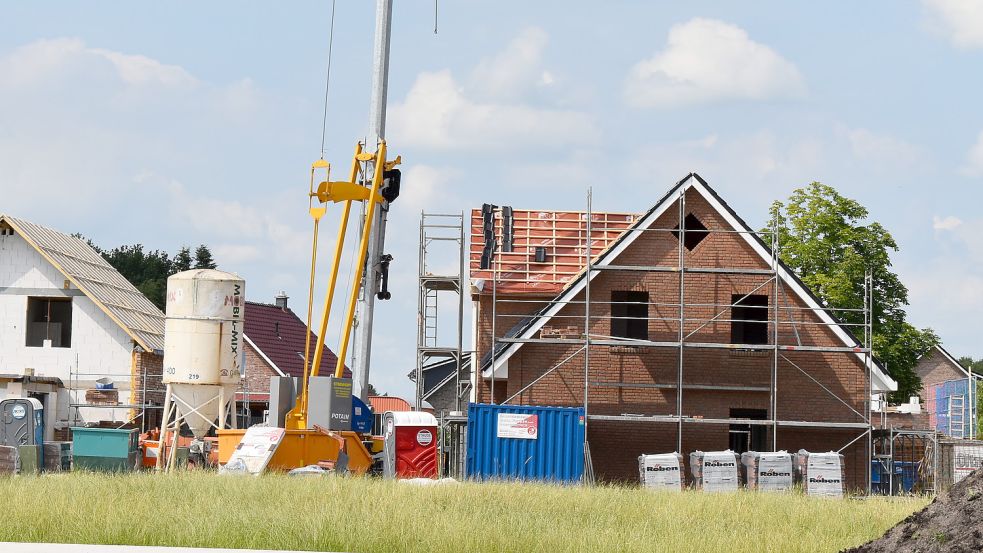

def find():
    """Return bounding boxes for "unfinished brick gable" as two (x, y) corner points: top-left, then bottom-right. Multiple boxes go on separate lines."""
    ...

(472, 180), (876, 487)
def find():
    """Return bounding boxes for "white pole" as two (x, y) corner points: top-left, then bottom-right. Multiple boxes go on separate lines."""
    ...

(354, 0), (394, 402)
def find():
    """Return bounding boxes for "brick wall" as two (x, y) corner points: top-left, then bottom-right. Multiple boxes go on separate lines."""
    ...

(916, 348), (967, 399)
(474, 187), (875, 488)
(133, 351), (163, 430)
(243, 340), (277, 399)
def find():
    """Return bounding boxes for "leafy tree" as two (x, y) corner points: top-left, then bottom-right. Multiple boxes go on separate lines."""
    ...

(366, 383), (382, 397)
(193, 244), (217, 269)
(958, 356), (983, 375)
(173, 246), (193, 273)
(767, 182), (938, 401)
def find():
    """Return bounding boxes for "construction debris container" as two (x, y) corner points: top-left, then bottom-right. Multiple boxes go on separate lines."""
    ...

(741, 451), (793, 492)
(466, 403), (584, 483)
(383, 411), (438, 479)
(795, 450), (845, 497)
(690, 450), (740, 492)
(639, 452), (684, 491)
(71, 427), (139, 472)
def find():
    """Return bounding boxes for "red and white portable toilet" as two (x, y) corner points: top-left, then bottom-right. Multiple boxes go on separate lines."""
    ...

(383, 411), (438, 479)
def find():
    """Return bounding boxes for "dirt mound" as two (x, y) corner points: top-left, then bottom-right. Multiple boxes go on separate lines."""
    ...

(843, 469), (983, 553)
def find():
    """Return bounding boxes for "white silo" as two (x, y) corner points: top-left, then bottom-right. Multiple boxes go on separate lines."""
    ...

(158, 269), (244, 469)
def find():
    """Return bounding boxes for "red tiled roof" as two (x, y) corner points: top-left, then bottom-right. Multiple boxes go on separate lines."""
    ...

(244, 301), (350, 379)
(369, 396), (412, 413)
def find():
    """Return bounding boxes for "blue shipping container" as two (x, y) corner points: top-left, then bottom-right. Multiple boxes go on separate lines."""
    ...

(466, 403), (585, 483)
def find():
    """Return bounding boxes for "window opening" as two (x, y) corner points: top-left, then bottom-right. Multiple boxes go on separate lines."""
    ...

(731, 294), (768, 345)
(26, 297), (72, 348)
(671, 213), (708, 251)
(611, 291), (648, 340)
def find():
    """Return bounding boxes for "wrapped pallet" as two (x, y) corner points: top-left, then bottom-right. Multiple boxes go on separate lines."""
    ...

(690, 450), (740, 492)
(43, 441), (72, 472)
(18, 445), (42, 474)
(0, 445), (18, 475)
(741, 451), (793, 492)
(639, 452), (684, 491)
(795, 450), (845, 497)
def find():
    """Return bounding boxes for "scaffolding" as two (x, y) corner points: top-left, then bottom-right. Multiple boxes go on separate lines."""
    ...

(481, 185), (877, 492)
(68, 364), (164, 433)
(416, 212), (468, 412)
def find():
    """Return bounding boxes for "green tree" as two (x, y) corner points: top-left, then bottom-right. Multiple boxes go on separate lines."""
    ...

(958, 356), (983, 375)
(193, 244), (217, 269)
(767, 182), (938, 401)
(173, 246), (193, 273)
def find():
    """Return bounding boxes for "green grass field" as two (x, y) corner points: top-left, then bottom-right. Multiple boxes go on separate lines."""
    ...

(0, 472), (926, 552)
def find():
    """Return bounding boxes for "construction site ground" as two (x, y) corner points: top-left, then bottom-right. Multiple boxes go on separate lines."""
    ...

(0, 472), (925, 553)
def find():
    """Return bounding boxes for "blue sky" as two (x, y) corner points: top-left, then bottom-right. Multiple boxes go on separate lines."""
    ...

(2, 1), (982, 399)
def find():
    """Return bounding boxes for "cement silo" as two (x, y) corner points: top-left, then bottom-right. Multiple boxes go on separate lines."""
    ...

(158, 269), (244, 470)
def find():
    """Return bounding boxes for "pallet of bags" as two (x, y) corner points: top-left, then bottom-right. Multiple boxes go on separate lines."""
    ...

(690, 450), (740, 492)
(638, 452), (684, 491)
(43, 441), (72, 472)
(795, 450), (845, 497)
(0, 445), (18, 475)
(741, 450), (793, 491)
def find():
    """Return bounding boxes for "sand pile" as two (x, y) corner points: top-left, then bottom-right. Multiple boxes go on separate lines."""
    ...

(843, 469), (983, 552)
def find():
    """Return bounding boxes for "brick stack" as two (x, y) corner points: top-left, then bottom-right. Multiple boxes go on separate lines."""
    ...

(85, 389), (119, 405)
(43, 441), (72, 472)
(0, 445), (18, 474)
(795, 450), (846, 497)
(741, 451), (793, 491)
(690, 450), (740, 492)
(638, 452), (684, 491)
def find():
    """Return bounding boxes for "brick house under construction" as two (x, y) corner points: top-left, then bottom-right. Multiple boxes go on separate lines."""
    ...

(469, 174), (895, 489)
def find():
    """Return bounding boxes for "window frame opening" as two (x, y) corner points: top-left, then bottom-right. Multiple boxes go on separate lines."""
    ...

(671, 213), (709, 251)
(730, 294), (769, 345)
(25, 296), (73, 348)
(610, 290), (649, 341)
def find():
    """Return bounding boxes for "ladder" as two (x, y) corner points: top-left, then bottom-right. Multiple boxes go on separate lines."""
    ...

(949, 394), (966, 438)
(423, 288), (439, 348)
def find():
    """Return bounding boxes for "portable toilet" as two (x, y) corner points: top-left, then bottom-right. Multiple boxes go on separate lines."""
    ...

(383, 411), (438, 479)
(0, 398), (44, 446)
(0, 398), (45, 473)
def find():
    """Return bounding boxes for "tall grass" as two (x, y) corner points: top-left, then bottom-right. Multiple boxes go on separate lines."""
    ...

(0, 472), (924, 552)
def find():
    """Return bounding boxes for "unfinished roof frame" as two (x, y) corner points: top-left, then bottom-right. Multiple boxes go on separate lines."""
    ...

(480, 174), (877, 492)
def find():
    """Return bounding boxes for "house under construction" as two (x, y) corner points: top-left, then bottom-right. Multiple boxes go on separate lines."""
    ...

(457, 173), (891, 489)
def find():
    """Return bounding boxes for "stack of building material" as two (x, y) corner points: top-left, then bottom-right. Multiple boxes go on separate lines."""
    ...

(43, 441), (72, 472)
(0, 445), (18, 474)
(85, 389), (119, 405)
(740, 451), (793, 491)
(795, 450), (845, 497)
(17, 444), (42, 474)
(638, 452), (684, 491)
(690, 450), (740, 492)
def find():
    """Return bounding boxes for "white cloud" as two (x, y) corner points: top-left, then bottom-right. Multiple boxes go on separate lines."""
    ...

(960, 131), (983, 176)
(469, 26), (551, 99)
(846, 128), (926, 167)
(624, 18), (805, 109)
(923, 0), (983, 48)
(389, 69), (597, 151)
(933, 215), (963, 231)
(0, 38), (197, 90)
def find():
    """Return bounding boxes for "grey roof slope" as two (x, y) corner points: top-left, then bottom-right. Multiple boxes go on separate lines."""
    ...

(1, 214), (165, 352)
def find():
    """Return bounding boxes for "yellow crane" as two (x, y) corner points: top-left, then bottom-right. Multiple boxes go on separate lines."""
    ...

(217, 0), (403, 473)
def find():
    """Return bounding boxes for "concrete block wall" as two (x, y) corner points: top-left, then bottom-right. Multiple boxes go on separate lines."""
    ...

(0, 231), (135, 425)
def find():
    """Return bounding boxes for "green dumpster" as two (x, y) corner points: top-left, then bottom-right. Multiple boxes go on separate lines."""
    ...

(71, 428), (139, 472)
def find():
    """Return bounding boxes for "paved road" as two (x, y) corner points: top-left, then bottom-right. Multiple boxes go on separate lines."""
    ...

(1, 544), (341, 553)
